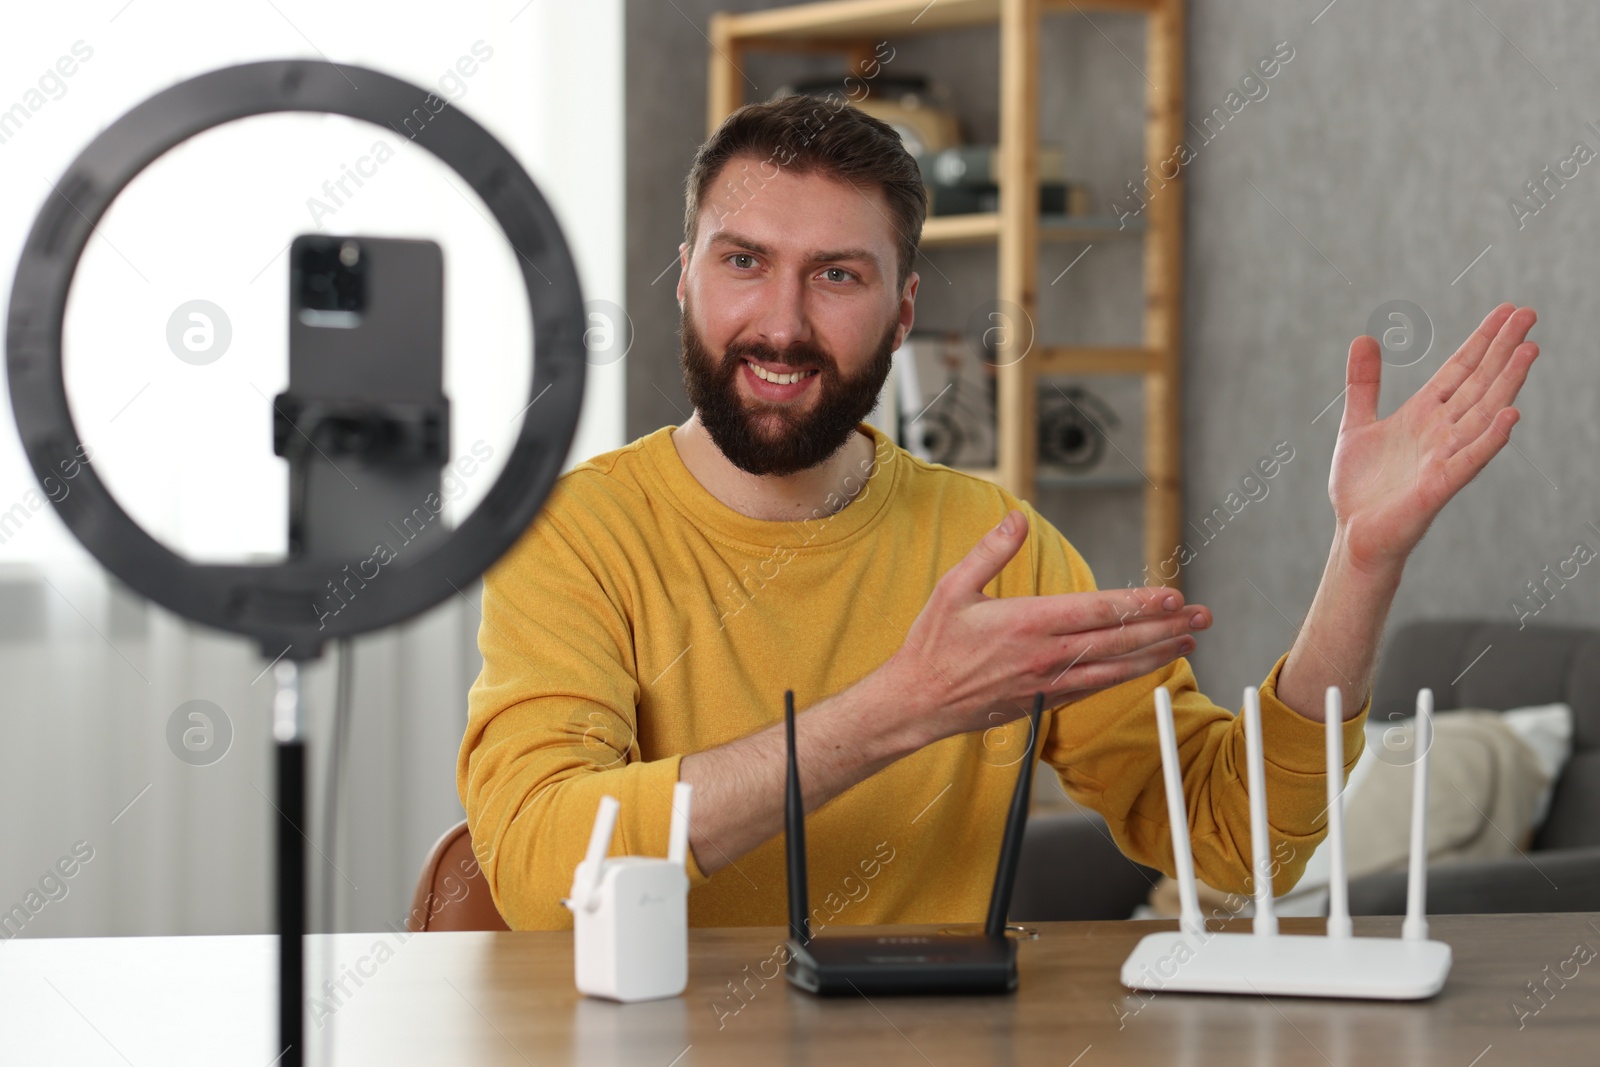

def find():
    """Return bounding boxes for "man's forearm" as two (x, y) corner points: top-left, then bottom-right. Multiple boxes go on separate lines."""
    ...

(1275, 526), (1404, 722)
(678, 658), (926, 876)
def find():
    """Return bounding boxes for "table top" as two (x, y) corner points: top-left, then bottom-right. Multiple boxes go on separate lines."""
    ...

(3, 913), (1596, 1065)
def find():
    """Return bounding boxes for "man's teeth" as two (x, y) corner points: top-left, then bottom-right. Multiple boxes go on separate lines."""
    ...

(746, 360), (818, 385)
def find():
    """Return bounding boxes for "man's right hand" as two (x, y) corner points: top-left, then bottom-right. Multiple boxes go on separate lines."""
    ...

(885, 507), (1210, 747)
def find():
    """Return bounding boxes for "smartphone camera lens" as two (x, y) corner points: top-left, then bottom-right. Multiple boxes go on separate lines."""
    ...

(295, 236), (366, 327)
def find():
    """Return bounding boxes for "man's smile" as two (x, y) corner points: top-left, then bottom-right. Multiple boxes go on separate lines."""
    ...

(740, 357), (820, 400)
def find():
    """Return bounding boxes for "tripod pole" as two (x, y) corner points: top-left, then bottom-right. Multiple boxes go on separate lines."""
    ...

(273, 660), (307, 1067)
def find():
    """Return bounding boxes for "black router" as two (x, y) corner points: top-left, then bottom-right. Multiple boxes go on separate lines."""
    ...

(783, 689), (1044, 996)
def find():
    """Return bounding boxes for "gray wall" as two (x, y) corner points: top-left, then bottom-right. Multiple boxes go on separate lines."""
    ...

(626, 0), (1600, 703)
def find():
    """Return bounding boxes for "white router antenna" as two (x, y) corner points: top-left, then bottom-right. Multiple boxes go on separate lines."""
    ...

(574, 794), (620, 910)
(667, 782), (693, 867)
(1241, 686), (1277, 936)
(1403, 688), (1433, 941)
(1324, 686), (1352, 939)
(1154, 686), (1205, 938)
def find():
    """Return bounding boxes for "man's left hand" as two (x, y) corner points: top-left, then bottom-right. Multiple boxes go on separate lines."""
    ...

(1329, 302), (1539, 577)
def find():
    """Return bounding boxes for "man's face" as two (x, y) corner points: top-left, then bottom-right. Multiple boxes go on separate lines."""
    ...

(676, 155), (918, 477)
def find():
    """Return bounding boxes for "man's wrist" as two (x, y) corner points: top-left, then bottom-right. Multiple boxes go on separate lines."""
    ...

(1274, 525), (1404, 721)
(835, 650), (940, 763)
(1330, 521), (1407, 591)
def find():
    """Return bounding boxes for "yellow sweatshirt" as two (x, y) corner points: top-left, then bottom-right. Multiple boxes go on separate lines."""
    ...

(458, 422), (1369, 931)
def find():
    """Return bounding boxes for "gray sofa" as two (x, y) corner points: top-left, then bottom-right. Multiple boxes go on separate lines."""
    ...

(1010, 619), (1600, 922)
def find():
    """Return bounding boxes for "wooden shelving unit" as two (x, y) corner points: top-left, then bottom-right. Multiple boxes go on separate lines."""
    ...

(707, 0), (1187, 588)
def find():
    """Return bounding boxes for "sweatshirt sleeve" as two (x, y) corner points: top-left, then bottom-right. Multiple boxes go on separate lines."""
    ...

(456, 504), (708, 931)
(1020, 499), (1369, 897)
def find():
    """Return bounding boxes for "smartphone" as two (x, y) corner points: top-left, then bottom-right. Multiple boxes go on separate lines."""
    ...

(275, 234), (450, 569)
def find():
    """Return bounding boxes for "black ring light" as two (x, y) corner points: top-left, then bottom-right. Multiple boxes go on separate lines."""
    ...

(5, 59), (586, 661)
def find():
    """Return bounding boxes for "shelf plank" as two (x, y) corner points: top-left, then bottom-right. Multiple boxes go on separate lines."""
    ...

(707, 15), (744, 134)
(921, 212), (1145, 248)
(919, 212), (1002, 246)
(720, 0), (1159, 43)
(723, 0), (999, 41)
(1035, 347), (1158, 375)
(1041, 0), (1160, 12)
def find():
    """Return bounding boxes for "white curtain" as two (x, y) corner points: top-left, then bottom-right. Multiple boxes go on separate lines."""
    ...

(0, 568), (481, 936)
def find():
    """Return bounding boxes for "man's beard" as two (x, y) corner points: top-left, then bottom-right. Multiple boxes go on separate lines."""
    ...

(677, 295), (898, 477)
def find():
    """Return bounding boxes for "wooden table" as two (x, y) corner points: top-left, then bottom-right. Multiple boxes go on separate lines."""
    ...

(3, 914), (1596, 1065)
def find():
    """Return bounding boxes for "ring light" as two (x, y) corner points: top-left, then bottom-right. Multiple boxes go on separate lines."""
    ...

(5, 59), (586, 661)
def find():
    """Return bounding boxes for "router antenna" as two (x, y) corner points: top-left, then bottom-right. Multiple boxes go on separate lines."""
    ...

(1403, 688), (1433, 942)
(985, 692), (1044, 939)
(667, 781), (693, 867)
(784, 690), (811, 945)
(1325, 686), (1352, 939)
(1154, 686), (1205, 938)
(1241, 686), (1278, 936)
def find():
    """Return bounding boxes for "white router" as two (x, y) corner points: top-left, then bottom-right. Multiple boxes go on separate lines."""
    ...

(1119, 684), (1452, 999)
(563, 783), (694, 1002)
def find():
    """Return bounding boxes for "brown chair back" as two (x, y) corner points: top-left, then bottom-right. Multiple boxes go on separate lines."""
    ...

(407, 819), (510, 932)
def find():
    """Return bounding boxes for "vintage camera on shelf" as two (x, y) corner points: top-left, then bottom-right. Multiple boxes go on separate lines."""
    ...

(895, 331), (996, 469)
(1036, 377), (1148, 488)
(1038, 382), (1119, 472)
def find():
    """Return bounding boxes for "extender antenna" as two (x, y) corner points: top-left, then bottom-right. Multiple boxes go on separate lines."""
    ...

(1154, 686), (1205, 938)
(985, 692), (1045, 939)
(1325, 686), (1352, 939)
(1403, 688), (1434, 941)
(1241, 686), (1278, 936)
(574, 795), (619, 910)
(784, 690), (811, 945)
(667, 781), (693, 868)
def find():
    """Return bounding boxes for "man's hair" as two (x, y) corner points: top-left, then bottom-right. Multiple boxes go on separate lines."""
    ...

(682, 93), (926, 294)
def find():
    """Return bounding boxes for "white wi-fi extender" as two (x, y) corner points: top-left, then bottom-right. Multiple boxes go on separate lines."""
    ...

(1119, 685), (1452, 999)
(563, 782), (694, 1002)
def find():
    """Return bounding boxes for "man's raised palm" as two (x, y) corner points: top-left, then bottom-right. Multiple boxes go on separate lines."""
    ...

(1329, 303), (1538, 575)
